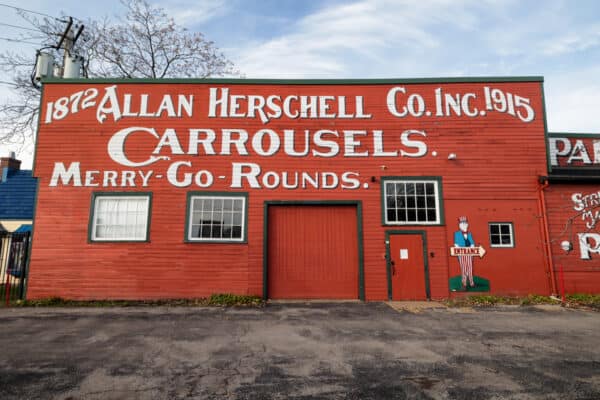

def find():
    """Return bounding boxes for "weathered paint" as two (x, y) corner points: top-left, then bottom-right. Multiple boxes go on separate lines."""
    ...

(28, 79), (550, 300)
(544, 183), (600, 293)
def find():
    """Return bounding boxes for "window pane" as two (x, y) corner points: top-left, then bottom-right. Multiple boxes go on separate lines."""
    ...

(426, 210), (436, 221)
(426, 196), (435, 208)
(96, 225), (107, 238)
(232, 226), (242, 238)
(188, 196), (245, 241)
(385, 183), (395, 195)
(233, 212), (242, 225)
(191, 212), (202, 224)
(383, 180), (439, 225)
(135, 226), (145, 238)
(387, 209), (396, 222)
(386, 196), (396, 209)
(396, 196), (406, 209)
(233, 199), (243, 211)
(92, 196), (149, 241)
(398, 209), (407, 222)
(489, 223), (514, 247)
(117, 200), (128, 212)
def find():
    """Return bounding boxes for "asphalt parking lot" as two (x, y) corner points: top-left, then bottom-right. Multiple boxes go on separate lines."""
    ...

(1, 302), (599, 400)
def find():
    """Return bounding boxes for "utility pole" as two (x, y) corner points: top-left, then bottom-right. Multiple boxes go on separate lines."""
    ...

(55, 17), (84, 78)
(32, 17), (84, 87)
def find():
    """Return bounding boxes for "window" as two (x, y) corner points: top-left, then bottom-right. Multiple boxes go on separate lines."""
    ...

(186, 193), (247, 242)
(90, 193), (151, 242)
(383, 178), (442, 225)
(489, 222), (514, 247)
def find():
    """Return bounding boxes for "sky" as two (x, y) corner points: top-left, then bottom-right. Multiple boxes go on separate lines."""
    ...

(1, 0), (599, 168)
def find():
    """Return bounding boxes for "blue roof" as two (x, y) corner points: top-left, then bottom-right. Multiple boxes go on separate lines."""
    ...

(15, 224), (32, 233)
(0, 168), (37, 220)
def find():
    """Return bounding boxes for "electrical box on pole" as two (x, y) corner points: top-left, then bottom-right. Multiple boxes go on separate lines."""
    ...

(34, 52), (54, 81)
(63, 54), (83, 78)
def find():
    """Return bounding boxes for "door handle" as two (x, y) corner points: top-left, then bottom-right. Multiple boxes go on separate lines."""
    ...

(391, 260), (396, 276)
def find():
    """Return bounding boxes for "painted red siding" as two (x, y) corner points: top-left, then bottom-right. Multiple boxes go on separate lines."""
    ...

(28, 79), (551, 300)
(544, 183), (600, 293)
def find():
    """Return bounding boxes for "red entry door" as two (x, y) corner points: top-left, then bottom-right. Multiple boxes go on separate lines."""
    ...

(389, 234), (427, 300)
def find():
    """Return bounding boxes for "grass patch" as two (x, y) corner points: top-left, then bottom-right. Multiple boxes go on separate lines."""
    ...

(10, 294), (265, 308)
(447, 294), (561, 308)
(565, 294), (600, 309)
(207, 293), (264, 307)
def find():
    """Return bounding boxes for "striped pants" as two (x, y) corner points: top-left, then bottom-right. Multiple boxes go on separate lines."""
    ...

(458, 255), (474, 286)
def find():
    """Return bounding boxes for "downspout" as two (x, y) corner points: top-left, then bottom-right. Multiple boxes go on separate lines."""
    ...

(538, 178), (557, 295)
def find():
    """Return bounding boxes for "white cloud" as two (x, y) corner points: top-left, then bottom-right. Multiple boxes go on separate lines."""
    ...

(545, 67), (600, 133)
(160, 0), (230, 26)
(234, 0), (491, 78)
(540, 24), (600, 56)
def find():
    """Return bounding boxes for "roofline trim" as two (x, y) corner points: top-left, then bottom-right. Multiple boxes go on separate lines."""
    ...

(40, 76), (545, 85)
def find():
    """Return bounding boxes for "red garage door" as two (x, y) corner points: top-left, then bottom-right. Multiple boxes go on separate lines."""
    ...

(267, 205), (359, 299)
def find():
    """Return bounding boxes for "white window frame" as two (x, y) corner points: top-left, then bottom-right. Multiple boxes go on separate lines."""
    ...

(489, 222), (515, 248)
(383, 179), (441, 225)
(90, 194), (151, 242)
(186, 194), (247, 243)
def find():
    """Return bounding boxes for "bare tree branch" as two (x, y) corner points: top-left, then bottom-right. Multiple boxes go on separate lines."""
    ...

(0, 0), (240, 146)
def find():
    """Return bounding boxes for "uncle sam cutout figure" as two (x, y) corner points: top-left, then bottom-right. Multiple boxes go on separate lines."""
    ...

(454, 216), (476, 289)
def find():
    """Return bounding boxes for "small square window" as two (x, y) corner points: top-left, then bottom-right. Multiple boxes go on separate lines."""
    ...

(186, 193), (247, 242)
(489, 222), (514, 248)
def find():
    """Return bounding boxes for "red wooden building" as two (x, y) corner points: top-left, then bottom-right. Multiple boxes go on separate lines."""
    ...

(27, 77), (563, 300)
(542, 133), (600, 294)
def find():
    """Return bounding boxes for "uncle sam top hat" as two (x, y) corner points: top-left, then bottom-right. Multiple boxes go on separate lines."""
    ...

(458, 216), (468, 223)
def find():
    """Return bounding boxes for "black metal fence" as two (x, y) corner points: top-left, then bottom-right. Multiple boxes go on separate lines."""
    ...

(0, 231), (31, 305)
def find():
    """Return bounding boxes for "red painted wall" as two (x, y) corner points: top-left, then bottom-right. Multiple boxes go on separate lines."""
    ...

(28, 79), (551, 300)
(545, 183), (600, 293)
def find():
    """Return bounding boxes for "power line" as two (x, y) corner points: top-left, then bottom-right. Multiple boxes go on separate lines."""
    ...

(0, 36), (41, 45)
(0, 22), (42, 33)
(0, 3), (61, 21)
